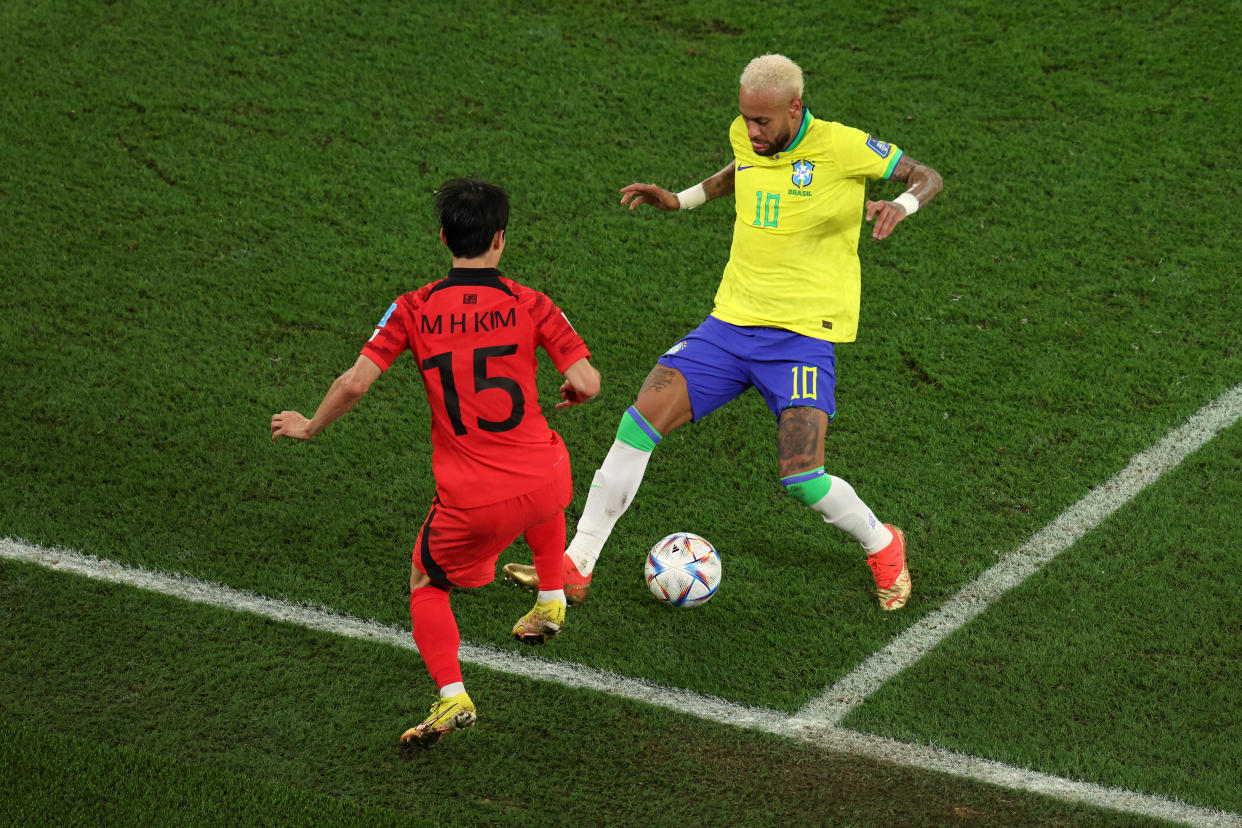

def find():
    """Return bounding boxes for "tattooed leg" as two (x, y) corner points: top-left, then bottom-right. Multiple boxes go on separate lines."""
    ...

(777, 405), (892, 554)
(633, 365), (694, 436)
(777, 405), (828, 478)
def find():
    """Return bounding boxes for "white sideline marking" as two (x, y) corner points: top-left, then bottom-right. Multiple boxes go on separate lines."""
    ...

(799, 728), (1242, 828)
(793, 381), (1242, 731)
(4, 384), (1242, 827)
(3, 537), (1239, 827)
(0, 539), (786, 735)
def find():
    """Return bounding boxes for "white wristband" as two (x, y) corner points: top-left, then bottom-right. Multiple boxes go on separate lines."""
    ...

(677, 183), (707, 210)
(893, 191), (920, 216)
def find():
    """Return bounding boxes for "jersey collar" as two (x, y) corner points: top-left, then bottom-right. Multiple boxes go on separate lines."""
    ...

(446, 267), (503, 284)
(430, 267), (515, 297)
(781, 107), (812, 155)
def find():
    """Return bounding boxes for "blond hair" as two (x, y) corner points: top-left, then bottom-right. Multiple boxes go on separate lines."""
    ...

(739, 54), (804, 98)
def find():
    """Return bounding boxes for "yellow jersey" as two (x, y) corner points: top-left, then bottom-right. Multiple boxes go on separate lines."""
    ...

(712, 109), (902, 342)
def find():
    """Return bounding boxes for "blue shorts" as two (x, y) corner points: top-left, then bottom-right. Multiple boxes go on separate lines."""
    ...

(657, 316), (837, 422)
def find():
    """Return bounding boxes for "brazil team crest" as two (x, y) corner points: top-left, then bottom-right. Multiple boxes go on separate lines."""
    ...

(791, 159), (814, 188)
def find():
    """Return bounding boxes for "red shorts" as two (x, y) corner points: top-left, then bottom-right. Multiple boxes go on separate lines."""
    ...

(412, 464), (572, 588)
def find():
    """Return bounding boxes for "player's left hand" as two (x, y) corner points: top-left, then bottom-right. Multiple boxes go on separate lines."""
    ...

(271, 410), (312, 440)
(555, 380), (592, 409)
(865, 199), (909, 241)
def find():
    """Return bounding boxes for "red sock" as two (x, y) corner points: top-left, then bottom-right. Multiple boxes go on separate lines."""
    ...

(410, 585), (462, 689)
(524, 511), (566, 591)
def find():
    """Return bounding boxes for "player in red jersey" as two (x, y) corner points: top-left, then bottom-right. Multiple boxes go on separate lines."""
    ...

(271, 177), (601, 750)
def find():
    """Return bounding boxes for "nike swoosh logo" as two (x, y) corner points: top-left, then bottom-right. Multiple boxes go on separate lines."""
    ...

(736, 164), (753, 171)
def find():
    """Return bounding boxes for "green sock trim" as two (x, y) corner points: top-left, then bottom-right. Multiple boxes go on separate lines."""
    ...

(781, 466), (831, 506)
(615, 406), (661, 452)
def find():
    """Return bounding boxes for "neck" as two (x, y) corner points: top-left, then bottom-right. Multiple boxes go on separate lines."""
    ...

(451, 251), (502, 269)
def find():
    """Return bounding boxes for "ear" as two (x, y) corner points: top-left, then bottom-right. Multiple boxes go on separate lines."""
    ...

(492, 229), (505, 250)
(439, 228), (449, 246)
(789, 97), (803, 118)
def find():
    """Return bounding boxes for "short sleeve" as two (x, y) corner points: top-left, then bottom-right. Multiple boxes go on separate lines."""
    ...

(529, 291), (590, 372)
(360, 298), (412, 372)
(833, 123), (903, 180)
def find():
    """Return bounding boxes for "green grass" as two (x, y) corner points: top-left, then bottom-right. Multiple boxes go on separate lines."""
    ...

(848, 420), (1242, 813)
(2, 0), (1240, 823)
(1, 721), (416, 828)
(0, 560), (1165, 827)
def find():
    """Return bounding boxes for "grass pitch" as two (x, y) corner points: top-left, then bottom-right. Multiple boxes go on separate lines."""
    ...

(2, 0), (1240, 824)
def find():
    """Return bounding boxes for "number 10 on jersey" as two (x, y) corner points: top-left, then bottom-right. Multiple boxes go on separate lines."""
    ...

(791, 365), (818, 400)
(753, 191), (780, 228)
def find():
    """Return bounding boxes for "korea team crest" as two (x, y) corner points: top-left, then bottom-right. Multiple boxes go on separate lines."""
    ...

(791, 159), (814, 189)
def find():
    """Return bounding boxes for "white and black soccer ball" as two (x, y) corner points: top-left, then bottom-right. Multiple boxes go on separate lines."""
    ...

(644, 532), (721, 608)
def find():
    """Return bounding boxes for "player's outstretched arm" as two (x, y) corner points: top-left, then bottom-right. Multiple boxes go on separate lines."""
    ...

(619, 162), (735, 212)
(271, 354), (382, 440)
(619, 181), (679, 211)
(865, 154), (943, 240)
(701, 160), (736, 201)
(556, 357), (602, 410)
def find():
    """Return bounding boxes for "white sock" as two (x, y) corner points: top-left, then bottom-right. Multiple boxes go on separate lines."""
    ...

(536, 589), (566, 604)
(566, 440), (653, 575)
(439, 682), (466, 699)
(809, 475), (893, 554)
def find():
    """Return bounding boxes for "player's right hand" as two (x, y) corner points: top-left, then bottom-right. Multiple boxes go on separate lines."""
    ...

(556, 359), (602, 409)
(555, 380), (595, 409)
(271, 410), (312, 440)
(619, 183), (679, 212)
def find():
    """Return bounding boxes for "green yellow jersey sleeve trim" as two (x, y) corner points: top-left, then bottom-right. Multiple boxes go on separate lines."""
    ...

(882, 148), (904, 180)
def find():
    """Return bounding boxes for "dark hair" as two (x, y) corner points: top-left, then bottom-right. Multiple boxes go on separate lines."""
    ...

(434, 177), (510, 258)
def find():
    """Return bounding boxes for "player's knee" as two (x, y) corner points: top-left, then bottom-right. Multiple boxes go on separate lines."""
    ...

(780, 466), (830, 506)
(633, 366), (694, 433)
(410, 567), (448, 593)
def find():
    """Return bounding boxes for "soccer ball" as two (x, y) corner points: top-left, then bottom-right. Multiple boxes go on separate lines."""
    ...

(644, 532), (721, 608)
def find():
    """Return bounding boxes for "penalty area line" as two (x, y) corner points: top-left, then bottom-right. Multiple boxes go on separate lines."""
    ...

(1, 537), (1238, 826)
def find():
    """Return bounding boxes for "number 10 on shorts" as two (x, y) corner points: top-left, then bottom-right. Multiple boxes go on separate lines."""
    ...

(791, 365), (818, 400)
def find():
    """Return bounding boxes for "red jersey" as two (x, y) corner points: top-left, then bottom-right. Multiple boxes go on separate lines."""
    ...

(361, 268), (590, 508)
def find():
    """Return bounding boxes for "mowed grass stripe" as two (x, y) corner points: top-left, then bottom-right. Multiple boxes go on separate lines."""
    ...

(4, 538), (1238, 827)
(794, 381), (1242, 729)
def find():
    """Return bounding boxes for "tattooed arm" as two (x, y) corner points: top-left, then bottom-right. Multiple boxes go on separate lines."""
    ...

(701, 160), (737, 201)
(865, 154), (943, 240)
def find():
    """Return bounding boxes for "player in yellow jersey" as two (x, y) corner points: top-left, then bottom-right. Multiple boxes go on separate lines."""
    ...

(506, 54), (941, 610)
